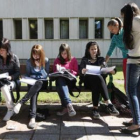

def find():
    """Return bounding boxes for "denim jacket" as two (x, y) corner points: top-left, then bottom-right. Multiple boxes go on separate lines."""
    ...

(26, 57), (49, 80)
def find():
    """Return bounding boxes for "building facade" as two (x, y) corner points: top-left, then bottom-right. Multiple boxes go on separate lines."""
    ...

(0, 0), (140, 64)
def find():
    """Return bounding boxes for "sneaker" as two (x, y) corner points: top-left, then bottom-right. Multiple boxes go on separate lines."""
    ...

(14, 103), (21, 114)
(57, 107), (68, 116)
(107, 104), (119, 116)
(3, 110), (14, 121)
(28, 118), (36, 129)
(92, 108), (100, 119)
(67, 103), (76, 117)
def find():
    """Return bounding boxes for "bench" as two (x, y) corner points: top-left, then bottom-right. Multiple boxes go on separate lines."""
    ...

(19, 64), (89, 93)
(0, 64), (113, 102)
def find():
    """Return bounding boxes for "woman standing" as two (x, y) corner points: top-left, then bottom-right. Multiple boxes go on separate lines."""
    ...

(120, 3), (140, 134)
(14, 44), (49, 129)
(106, 18), (128, 89)
(0, 38), (20, 121)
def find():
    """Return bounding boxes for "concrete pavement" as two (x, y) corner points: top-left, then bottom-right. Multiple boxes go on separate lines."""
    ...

(0, 103), (139, 140)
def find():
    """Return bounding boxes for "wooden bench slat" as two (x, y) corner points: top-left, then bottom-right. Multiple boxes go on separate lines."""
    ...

(17, 86), (90, 93)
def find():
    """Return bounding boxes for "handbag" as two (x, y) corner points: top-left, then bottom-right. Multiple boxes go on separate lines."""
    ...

(66, 78), (81, 97)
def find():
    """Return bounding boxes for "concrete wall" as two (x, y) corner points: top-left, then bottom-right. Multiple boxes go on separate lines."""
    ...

(0, 0), (139, 63)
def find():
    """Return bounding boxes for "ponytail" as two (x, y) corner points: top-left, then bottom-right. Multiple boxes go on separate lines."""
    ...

(121, 3), (140, 50)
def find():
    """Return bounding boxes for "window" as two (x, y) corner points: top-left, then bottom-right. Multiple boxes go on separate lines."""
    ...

(45, 20), (53, 39)
(0, 20), (3, 40)
(60, 20), (69, 39)
(29, 19), (37, 39)
(14, 20), (22, 39)
(79, 20), (88, 39)
(95, 19), (103, 38)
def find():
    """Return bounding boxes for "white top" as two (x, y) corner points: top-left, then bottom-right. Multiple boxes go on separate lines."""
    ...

(127, 15), (140, 64)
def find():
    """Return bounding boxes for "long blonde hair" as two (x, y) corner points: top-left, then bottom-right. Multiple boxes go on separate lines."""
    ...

(30, 44), (45, 68)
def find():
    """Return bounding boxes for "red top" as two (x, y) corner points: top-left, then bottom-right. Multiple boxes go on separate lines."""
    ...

(53, 57), (78, 76)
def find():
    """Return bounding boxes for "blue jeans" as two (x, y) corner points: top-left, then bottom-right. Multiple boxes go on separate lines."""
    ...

(56, 77), (72, 107)
(126, 64), (140, 125)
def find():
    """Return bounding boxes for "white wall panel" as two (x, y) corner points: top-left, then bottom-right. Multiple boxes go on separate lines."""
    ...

(0, 0), (137, 18)
(88, 18), (95, 39)
(38, 18), (44, 39)
(70, 18), (78, 39)
(44, 41), (52, 58)
(1, 0), (140, 61)
(22, 18), (29, 39)
(3, 19), (14, 39)
(104, 18), (110, 39)
(9, 40), (123, 59)
(54, 18), (60, 39)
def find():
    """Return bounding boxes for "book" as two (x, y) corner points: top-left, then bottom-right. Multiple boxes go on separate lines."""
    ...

(20, 76), (37, 85)
(56, 64), (66, 72)
(0, 72), (9, 79)
(49, 70), (76, 81)
(85, 65), (116, 75)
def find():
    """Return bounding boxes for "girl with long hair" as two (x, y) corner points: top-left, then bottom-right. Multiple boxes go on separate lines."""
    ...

(0, 38), (20, 121)
(120, 3), (140, 134)
(106, 18), (128, 89)
(79, 41), (119, 119)
(13, 44), (49, 129)
(53, 43), (78, 117)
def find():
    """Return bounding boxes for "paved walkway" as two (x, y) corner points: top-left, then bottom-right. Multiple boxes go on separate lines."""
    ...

(0, 103), (139, 140)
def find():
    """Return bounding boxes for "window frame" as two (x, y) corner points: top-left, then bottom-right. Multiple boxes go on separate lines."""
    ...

(14, 19), (22, 39)
(60, 19), (69, 39)
(44, 19), (54, 39)
(95, 18), (104, 39)
(29, 19), (38, 39)
(79, 19), (88, 39)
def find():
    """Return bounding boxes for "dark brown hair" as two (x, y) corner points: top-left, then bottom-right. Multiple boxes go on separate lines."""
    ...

(121, 3), (140, 49)
(58, 43), (71, 64)
(0, 38), (13, 64)
(84, 41), (101, 59)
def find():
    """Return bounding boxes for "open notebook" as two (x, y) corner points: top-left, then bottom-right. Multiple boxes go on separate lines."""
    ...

(85, 65), (116, 75)
(20, 76), (37, 85)
(0, 72), (9, 79)
(49, 64), (76, 80)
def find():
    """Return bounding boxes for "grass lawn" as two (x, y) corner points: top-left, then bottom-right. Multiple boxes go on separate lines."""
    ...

(0, 66), (125, 104)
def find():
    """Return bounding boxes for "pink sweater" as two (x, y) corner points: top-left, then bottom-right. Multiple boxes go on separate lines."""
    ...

(53, 57), (78, 76)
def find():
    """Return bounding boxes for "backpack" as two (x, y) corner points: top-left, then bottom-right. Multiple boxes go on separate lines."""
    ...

(107, 74), (131, 116)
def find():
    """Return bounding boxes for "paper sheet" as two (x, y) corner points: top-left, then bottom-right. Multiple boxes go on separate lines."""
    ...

(0, 72), (9, 79)
(85, 65), (116, 75)
(20, 76), (37, 85)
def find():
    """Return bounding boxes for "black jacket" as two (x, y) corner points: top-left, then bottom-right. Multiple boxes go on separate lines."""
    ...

(79, 56), (106, 86)
(0, 54), (20, 81)
(79, 56), (105, 75)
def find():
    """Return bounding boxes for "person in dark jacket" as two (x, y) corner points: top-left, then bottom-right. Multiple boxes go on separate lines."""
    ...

(0, 38), (20, 121)
(79, 41), (119, 119)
